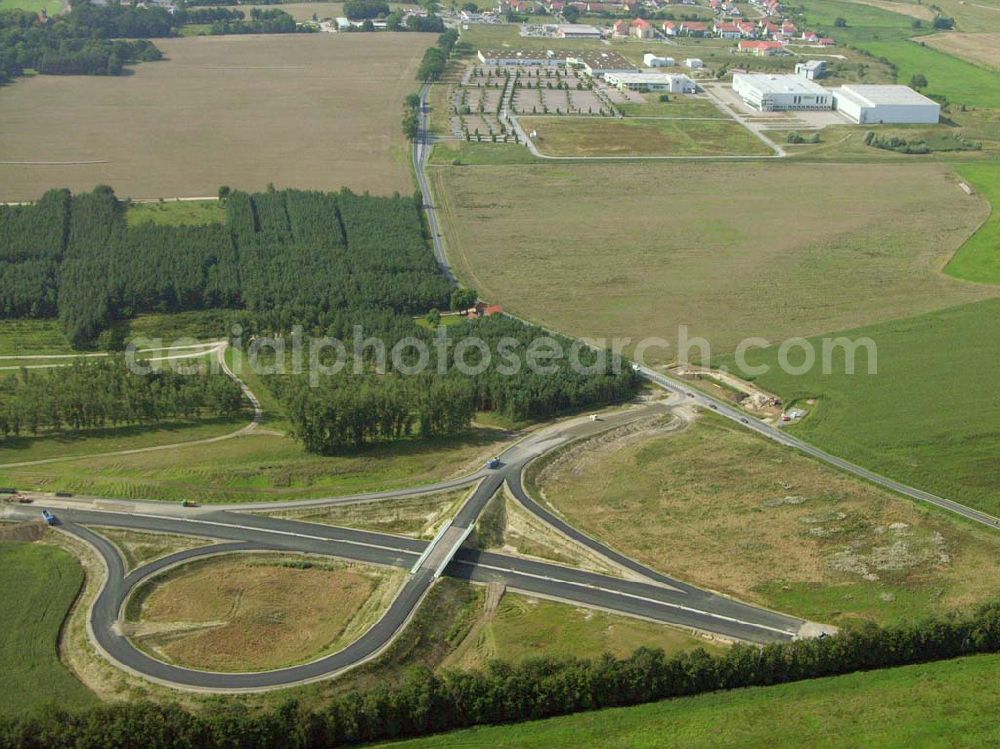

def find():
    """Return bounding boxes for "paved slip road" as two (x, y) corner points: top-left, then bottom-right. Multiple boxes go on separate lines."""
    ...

(4, 401), (808, 691)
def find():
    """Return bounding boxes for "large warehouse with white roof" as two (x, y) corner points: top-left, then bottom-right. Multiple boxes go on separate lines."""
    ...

(732, 74), (833, 111)
(832, 84), (940, 124)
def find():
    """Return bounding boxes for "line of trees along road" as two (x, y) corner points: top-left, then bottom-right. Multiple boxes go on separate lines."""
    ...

(0, 357), (245, 441)
(1, 602), (998, 748)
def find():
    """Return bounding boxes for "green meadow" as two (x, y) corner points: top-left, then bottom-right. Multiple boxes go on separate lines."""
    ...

(715, 298), (1000, 516)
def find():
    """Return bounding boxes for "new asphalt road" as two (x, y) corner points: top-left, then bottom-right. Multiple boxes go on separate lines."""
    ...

(6, 401), (808, 691)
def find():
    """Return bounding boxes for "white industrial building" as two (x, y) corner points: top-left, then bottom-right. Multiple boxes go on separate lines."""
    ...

(477, 48), (563, 66)
(643, 53), (675, 67)
(732, 73), (832, 111)
(556, 23), (603, 38)
(684, 58), (703, 69)
(604, 72), (696, 93)
(794, 59), (827, 80)
(833, 84), (940, 124)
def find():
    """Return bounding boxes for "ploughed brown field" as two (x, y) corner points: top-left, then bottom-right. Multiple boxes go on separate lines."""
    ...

(0, 33), (431, 201)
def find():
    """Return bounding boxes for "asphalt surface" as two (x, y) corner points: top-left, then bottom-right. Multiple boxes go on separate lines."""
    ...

(4, 401), (811, 690)
(15, 483), (803, 691)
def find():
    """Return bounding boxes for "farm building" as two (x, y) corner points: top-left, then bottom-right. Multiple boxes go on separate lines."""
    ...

(566, 50), (639, 77)
(795, 59), (827, 79)
(556, 23), (603, 38)
(604, 72), (696, 93)
(477, 49), (563, 66)
(732, 73), (832, 111)
(684, 58), (704, 69)
(644, 53), (675, 67)
(833, 84), (940, 124)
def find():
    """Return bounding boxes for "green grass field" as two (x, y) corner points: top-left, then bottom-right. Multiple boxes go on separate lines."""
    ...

(375, 653), (1000, 748)
(430, 141), (543, 166)
(863, 39), (1000, 108)
(0, 0), (63, 13)
(125, 199), (225, 227)
(945, 162), (1000, 283)
(0, 428), (511, 503)
(431, 160), (995, 356)
(715, 297), (1000, 516)
(0, 542), (95, 718)
(617, 95), (724, 118)
(447, 593), (726, 671)
(797, 0), (1000, 106)
(520, 116), (774, 157)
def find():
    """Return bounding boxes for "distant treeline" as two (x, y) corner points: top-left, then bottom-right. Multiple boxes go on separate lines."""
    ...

(0, 357), (244, 440)
(0, 8), (163, 81)
(0, 185), (450, 347)
(209, 7), (302, 34)
(0, 1), (306, 83)
(269, 314), (640, 452)
(344, 0), (390, 19)
(2, 602), (998, 748)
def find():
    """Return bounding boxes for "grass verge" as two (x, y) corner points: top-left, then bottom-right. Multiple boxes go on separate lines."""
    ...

(0, 540), (96, 717)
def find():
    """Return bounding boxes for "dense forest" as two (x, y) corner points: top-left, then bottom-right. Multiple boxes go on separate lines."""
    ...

(1, 602), (998, 748)
(1, 186), (450, 346)
(0, 7), (163, 81)
(0, 357), (244, 440)
(1, 184), (639, 451)
(271, 314), (640, 452)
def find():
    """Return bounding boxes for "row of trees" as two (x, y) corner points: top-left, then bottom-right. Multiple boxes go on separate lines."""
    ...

(268, 313), (641, 453)
(275, 372), (476, 452)
(416, 29), (459, 81)
(209, 8), (300, 35)
(2, 602), (998, 747)
(0, 357), (244, 441)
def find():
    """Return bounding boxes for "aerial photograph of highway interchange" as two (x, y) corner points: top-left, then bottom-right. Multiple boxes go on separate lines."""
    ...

(0, 0), (999, 744)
